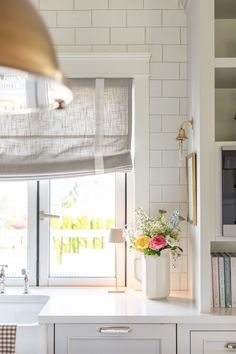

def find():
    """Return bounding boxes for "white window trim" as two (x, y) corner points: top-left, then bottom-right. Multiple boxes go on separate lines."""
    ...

(58, 53), (150, 288)
(5, 181), (37, 287)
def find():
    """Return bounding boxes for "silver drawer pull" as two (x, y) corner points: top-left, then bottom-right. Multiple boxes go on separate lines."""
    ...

(225, 343), (236, 350)
(99, 327), (131, 334)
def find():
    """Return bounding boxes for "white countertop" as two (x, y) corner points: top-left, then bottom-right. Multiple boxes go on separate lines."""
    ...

(4, 287), (236, 324)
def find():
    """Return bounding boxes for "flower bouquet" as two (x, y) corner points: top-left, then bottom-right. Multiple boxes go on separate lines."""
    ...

(126, 208), (185, 299)
(127, 207), (184, 258)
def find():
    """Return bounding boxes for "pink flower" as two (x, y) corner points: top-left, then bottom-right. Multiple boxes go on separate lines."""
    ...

(149, 235), (167, 251)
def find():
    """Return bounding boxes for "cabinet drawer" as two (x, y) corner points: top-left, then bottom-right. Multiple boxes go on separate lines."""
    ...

(55, 323), (176, 354)
(191, 331), (236, 354)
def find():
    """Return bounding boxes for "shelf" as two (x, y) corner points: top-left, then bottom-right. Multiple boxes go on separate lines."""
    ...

(215, 58), (236, 68)
(212, 242), (236, 251)
(215, 0), (236, 19)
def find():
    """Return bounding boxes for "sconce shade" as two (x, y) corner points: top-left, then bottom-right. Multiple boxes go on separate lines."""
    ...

(0, 0), (72, 113)
(176, 127), (188, 141)
(108, 228), (124, 244)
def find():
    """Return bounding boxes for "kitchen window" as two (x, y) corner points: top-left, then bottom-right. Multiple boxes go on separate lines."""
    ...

(1, 53), (150, 288)
(2, 173), (126, 287)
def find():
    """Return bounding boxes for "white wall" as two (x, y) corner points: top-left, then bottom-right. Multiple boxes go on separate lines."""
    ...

(32, 0), (188, 291)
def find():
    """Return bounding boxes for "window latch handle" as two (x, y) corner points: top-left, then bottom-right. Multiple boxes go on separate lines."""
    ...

(39, 210), (60, 221)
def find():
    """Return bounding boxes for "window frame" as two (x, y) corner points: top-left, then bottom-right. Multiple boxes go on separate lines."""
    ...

(4, 53), (150, 288)
(38, 173), (126, 286)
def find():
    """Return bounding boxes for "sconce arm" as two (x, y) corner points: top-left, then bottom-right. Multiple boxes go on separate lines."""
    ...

(180, 118), (194, 130)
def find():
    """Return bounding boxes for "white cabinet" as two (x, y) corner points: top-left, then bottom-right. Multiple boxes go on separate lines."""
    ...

(191, 331), (236, 354)
(55, 324), (176, 354)
(178, 324), (236, 354)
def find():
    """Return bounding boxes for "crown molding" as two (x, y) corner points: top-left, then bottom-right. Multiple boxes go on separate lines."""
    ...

(180, 0), (192, 12)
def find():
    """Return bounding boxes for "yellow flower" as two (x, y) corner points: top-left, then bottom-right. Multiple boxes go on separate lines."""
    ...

(135, 235), (150, 250)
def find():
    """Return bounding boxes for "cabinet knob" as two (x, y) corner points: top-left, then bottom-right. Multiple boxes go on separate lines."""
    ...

(225, 343), (236, 350)
(99, 326), (131, 334)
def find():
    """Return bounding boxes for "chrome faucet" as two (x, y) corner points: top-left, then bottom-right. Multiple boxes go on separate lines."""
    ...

(0, 265), (8, 294)
(21, 268), (30, 294)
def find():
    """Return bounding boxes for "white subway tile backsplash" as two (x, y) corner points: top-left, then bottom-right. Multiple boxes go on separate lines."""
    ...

(150, 115), (162, 132)
(109, 0), (143, 9)
(128, 45), (148, 52)
(40, 11), (57, 27)
(56, 45), (92, 52)
(150, 133), (179, 150)
(111, 28), (145, 44)
(162, 115), (182, 132)
(146, 28), (180, 44)
(75, 0), (108, 9)
(76, 28), (109, 44)
(180, 238), (188, 255)
(150, 151), (162, 167)
(162, 80), (187, 97)
(93, 10), (126, 27)
(150, 98), (179, 115)
(180, 98), (187, 115)
(57, 11), (91, 27)
(179, 203), (188, 218)
(163, 45), (187, 62)
(127, 10), (161, 27)
(150, 63), (179, 79)
(181, 28), (187, 44)
(162, 185), (187, 202)
(180, 63), (187, 79)
(150, 202), (179, 217)
(92, 45), (127, 52)
(150, 186), (162, 202)
(180, 273), (188, 290)
(180, 168), (186, 185)
(170, 273), (180, 290)
(163, 10), (186, 26)
(162, 150), (186, 167)
(147, 45), (163, 62)
(40, 0), (73, 10)
(181, 255), (188, 273)
(144, 0), (179, 9)
(49, 28), (75, 45)
(150, 168), (179, 185)
(150, 80), (162, 97)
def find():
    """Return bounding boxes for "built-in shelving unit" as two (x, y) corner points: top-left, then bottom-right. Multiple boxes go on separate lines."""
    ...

(210, 0), (236, 309)
(185, 0), (236, 312)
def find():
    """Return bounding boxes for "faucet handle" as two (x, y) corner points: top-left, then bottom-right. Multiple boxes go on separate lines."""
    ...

(21, 268), (29, 276)
(0, 265), (8, 273)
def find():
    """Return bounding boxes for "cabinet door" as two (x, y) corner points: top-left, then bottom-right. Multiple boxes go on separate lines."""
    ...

(55, 324), (176, 354)
(191, 331), (236, 354)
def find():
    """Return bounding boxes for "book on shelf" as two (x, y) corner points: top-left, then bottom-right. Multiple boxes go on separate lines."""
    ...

(211, 252), (236, 308)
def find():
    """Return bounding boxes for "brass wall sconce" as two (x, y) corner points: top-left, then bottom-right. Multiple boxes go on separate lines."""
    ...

(176, 118), (194, 160)
(0, 0), (73, 114)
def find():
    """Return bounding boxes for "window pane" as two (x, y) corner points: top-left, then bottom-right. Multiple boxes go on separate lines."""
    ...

(0, 182), (28, 277)
(49, 174), (116, 277)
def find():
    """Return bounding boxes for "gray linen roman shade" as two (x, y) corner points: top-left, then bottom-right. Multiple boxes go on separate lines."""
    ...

(0, 78), (133, 179)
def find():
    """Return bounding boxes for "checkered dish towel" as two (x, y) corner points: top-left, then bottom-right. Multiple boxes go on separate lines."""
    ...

(0, 325), (17, 354)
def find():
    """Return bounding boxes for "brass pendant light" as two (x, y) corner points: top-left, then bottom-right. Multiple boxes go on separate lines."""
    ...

(0, 0), (73, 113)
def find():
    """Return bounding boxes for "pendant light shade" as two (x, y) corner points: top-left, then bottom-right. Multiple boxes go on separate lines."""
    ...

(0, 0), (73, 113)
